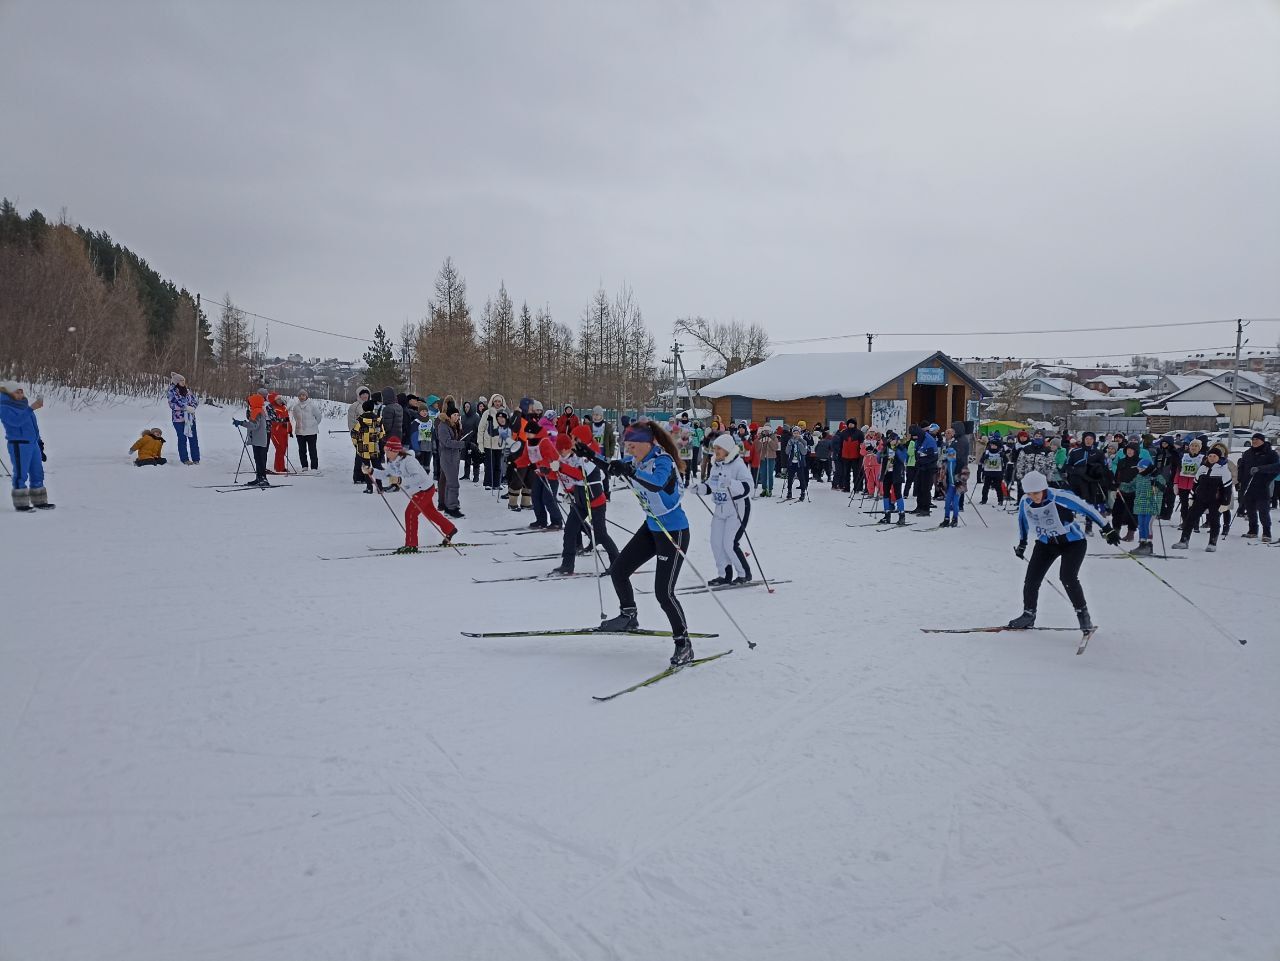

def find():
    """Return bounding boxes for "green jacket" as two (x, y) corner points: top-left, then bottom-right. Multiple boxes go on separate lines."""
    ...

(1120, 471), (1166, 515)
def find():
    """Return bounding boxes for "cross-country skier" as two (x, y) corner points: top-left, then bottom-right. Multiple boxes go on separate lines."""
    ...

(1008, 470), (1120, 633)
(548, 426), (618, 575)
(577, 421), (694, 666)
(365, 435), (456, 553)
(878, 431), (908, 525)
(694, 432), (753, 585)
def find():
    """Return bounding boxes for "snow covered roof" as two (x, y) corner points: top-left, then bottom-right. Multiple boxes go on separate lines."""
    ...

(1146, 401), (1221, 417)
(1091, 375), (1141, 389)
(1105, 389), (1153, 400)
(698, 350), (980, 401)
(1029, 378), (1112, 401)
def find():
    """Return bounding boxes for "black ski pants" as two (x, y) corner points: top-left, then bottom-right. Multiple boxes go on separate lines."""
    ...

(251, 444), (269, 482)
(1181, 503), (1222, 543)
(1023, 537), (1088, 613)
(611, 525), (689, 637)
(561, 490), (619, 571)
(980, 473), (1004, 504)
(296, 434), (318, 470)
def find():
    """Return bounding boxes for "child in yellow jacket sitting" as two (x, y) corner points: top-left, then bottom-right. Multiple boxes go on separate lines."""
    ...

(130, 428), (168, 466)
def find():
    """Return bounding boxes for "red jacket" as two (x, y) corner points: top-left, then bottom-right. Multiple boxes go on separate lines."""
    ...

(556, 412), (579, 436)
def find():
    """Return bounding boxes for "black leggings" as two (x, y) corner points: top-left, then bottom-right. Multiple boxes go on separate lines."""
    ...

(611, 525), (689, 636)
(252, 444), (269, 481)
(1023, 537), (1088, 613)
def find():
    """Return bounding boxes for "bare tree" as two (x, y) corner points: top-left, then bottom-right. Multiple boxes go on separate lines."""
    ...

(989, 371), (1033, 420)
(673, 316), (771, 374)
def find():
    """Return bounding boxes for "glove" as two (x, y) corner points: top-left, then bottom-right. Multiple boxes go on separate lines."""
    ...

(1251, 466), (1259, 476)
(1102, 524), (1121, 546)
(573, 441), (595, 460)
(233, 419), (245, 428)
(549, 460), (560, 472)
(607, 459), (635, 478)
(1014, 541), (1026, 559)
(696, 482), (711, 496)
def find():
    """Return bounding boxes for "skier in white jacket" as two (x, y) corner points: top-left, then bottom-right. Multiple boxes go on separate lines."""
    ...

(290, 390), (324, 471)
(694, 432), (754, 585)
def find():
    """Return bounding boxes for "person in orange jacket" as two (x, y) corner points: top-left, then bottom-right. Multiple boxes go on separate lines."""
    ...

(267, 392), (292, 473)
(129, 428), (167, 466)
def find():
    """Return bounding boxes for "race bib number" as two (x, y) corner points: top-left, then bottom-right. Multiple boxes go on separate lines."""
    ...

(713, 490), (728, 503)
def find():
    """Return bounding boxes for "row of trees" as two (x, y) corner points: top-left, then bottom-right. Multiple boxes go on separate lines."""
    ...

(2, 201), (770, 411)
(373, 258), (663, 412)
(0, 199), (216, 397)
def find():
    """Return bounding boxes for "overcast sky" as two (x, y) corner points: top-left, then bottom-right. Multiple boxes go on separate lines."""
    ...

(3, 0), (1278, 366)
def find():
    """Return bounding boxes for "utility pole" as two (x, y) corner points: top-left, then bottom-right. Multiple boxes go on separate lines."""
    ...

(1226, 318), (1246, 449)
(193, 293), (201, 378)
(866, 333), (875, 352)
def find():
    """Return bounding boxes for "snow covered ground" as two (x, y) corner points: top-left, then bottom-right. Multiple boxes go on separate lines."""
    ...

(2, 394), (1278, 961)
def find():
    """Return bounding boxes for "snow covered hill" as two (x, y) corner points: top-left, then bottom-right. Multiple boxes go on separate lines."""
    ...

(2, 394), (1278, 961)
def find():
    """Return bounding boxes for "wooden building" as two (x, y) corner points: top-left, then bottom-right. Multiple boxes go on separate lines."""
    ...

(698, 350), (989, 433)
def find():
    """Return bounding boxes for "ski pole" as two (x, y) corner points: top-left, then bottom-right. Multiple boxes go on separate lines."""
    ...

(232, 422), (248, 483)
(623, 475), (758, 649)
(1112, 545), (1247, 646)
(582, 485), (607, 620)
(376, 486), (406, 532)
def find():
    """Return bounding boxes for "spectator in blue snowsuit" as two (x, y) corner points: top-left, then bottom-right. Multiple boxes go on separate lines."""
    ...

(911, 424), (939, 515)
(1, 382), (53, 511)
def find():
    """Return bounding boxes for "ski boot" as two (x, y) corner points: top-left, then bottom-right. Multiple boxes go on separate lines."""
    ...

(707, 565), (734, 587)
(1242, 529), (1258, 539)
(1205, 538), (1217, 553)
(1263, 535), (1273, 544)
(939, 518), (951, 528)
(394, 546), (419, 555)
(1007, 609), (1037, 630)
(1132, 540), (1154, 556)
(1075, 607), (1096, 634)
(598, 607), (639, 633)
(1171, 539), (1189, 550)
(798, 493), (806, 502)
(670, 636), (694, 667)
(896, 513), (907, 526)
(528, 520), (547, 530)
(439, 533), (454, 548)
(548, 564), (574, 577)
(877, 513), (891, 524)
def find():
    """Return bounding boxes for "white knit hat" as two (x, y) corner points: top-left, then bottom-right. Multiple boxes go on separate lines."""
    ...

(0, 381), (21, 394)
(1021, 470), (1049, 494)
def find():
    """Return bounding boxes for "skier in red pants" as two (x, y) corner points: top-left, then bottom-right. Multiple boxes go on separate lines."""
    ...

(267, 392), (292, 474)
(366, 436), (457, 553)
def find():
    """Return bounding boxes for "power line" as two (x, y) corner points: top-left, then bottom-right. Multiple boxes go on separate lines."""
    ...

(200, 295), (375, 345)
(773, 317), (1280, 346)
(964, 343), (1239, 363)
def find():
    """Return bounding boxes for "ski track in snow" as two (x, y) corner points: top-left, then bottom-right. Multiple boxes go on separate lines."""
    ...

(1, 395), (1278, 961)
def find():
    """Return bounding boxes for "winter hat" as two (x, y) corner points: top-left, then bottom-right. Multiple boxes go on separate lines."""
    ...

(479, 396), (488, 407)
(357, 385), (370, 398)
(267, 391), (279, 404)
(384, 436), (403, 453)
(564, 404), (574, 413)
(1021, 470), (1049, 494)
(538, 413), (555, 431)
(571, 424), (594, 447)
(171, 372), (186, 385)
(0, 380), (21, 394)
(749, 422), (759, 432)
(362, 399), (375, 412)
(297, 389), (308, 399)
(426, 394), (440, 408)
(712, 433), (739, 459)
(529, 399), (544, 413)
(592, 406), (604, 420)
(1253, 432), (1266, 441)
(555, 433), (573, 452)
(620, 414), (632, 428)
(519, 397), (532, 413)
(928, 423), (940, 432)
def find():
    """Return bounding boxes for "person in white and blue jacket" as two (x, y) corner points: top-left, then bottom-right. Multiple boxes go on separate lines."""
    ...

(695, 432), (754, 585)
(577, 420), (694, 666)
(1010, 470), (1120, 633)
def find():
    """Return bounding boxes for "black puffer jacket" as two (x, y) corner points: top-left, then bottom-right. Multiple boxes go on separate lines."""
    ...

(1238, 441), (1280, 503)
(379, 387), (403, 440)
